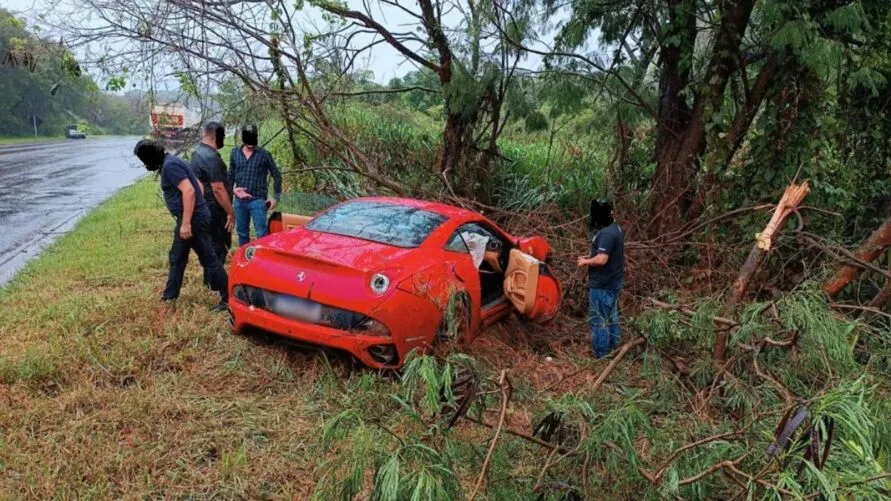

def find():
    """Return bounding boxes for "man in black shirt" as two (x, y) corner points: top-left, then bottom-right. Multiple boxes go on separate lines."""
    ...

(577, 199), (625, 358)
(191, 122), (234, 264)
(133, 140), (228, 311)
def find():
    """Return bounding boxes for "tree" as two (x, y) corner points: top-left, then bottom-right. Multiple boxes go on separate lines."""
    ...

(309, 0), (528, 197)
(519, 0), (890, 236)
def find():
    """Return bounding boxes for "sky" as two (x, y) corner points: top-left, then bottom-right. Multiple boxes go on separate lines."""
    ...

(3, 0), (551, 86)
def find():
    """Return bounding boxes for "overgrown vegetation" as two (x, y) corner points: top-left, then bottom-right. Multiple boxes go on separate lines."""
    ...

(1, 0), (889, 498)
(0, 8), (144, 137)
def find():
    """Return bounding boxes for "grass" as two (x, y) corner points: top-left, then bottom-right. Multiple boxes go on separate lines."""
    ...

(0, 178), (595, 498)
(0, 135), (134, 146)
(0, 136), (64, 146)
(1, 176), (889, 499)
(0, 179), (329, 498)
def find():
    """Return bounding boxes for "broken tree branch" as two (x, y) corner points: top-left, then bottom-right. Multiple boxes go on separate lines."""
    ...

(730, 181), (811, 304)
(823, 212), (891, 297)
(470, 369), (511, 500)
(716, 182), (810, 361)
(649, 299), (740, 327)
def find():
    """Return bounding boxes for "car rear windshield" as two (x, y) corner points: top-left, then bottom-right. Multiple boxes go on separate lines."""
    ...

(306, 201), (447, 248)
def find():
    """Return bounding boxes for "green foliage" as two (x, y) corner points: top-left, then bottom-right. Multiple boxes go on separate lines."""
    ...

(0, 8), (144, 136)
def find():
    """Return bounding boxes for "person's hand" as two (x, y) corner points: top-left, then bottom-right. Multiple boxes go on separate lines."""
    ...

(180, 222), (193, 240)
(225, 214), (235, 232)
(267, 199), (277, 211)
(577, 256), (589, 267)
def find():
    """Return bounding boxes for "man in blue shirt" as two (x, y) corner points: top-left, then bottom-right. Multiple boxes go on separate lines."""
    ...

(577, 199), (625, 358)
(229, 124), (283, 246)
(134, 140), (229, 310)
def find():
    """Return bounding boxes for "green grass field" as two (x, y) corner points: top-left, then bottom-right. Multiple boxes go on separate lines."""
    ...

(0, 136), (63, 146)
(0, 135), (131, 146)
(0, 179), (336, 497)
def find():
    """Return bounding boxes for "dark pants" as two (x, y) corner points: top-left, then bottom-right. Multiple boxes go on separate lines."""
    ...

(203, 205), (231, 288)
(208, 205), (232, 263)
(163, 216), (229, 303)
(589, 287), (621, 358)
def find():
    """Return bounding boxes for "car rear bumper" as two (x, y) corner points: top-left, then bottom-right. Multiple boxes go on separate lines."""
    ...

(229, 299), (404, 368)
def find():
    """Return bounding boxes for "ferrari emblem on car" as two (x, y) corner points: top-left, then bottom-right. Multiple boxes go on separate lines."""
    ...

(296, 271), (306, 282)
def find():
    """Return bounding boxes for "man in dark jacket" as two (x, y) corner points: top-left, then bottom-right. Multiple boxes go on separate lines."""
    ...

(577, 199), (624, 358)
(134, 139), (228, 310)
(191, 121), (234, 264)
(229, 124), (283, 246)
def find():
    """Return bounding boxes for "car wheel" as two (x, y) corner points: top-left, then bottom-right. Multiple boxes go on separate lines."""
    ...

(436, 293), (470, 344)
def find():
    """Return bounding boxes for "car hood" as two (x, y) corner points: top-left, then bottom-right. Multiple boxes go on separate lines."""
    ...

(260, 227), (418, 273)
(234, 228), (428, 310)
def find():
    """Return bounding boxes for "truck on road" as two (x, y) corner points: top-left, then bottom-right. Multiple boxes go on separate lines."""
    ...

(149, 104), (199, 141)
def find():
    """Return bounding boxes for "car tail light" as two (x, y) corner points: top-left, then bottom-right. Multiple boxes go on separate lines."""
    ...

(370, 273), (390, 295)
(244, 245), (256, 261)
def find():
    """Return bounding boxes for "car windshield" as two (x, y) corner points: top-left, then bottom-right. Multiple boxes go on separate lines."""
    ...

(306, 201), (447, 248)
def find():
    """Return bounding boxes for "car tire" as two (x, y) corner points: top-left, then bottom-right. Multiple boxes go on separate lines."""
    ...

(436, 292), (470, 344)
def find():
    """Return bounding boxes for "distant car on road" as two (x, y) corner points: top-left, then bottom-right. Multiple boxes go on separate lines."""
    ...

(228, 197), (562, 368)
(65, 125), (86, 139)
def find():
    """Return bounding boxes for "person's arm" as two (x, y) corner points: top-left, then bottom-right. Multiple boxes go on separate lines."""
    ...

(577, 230), (614, 268)
(178, 179), (196, 240)
(267, 150), (283, 209)
(208, 154), (235, 231)
(578, 253), (609, 267)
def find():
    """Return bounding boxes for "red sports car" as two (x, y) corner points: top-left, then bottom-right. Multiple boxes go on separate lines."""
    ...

(228, 197), (562, 368)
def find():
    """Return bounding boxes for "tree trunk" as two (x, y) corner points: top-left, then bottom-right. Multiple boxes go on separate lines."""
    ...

(650, 0), (697, 236)
(824, 212), (891, 297)
(650, 0), (756, 237)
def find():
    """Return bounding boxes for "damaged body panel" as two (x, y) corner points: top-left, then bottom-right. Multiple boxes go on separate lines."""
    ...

(229, 197), (562, 368)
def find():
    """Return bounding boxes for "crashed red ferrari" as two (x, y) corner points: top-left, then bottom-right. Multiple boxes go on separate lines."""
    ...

(228, 197), (562, 368)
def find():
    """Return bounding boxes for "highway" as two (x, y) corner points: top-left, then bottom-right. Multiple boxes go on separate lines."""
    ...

(0, 138), (146, 286)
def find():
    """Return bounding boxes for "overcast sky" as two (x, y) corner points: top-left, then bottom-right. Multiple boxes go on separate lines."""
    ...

(4, 0), (552, 86)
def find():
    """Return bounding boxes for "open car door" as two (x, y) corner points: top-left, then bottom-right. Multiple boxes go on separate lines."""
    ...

(503, 248), (561, 322)
(268, 211), (313, 234)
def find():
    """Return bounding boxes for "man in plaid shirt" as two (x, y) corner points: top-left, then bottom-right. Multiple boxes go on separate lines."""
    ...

(229, 124), (283, 246)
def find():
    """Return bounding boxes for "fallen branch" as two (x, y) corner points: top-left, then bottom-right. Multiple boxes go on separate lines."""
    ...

(678, 457), (746, 486)
(721, 182), (810, 360)
(469, 370), (511, 500)
(589, 337), (646, 393)
(824, 211), (891, 297)
(465, 416), (571, 454)
(642, 430), (745, 484)
(649, 299), (740, 327)
(830, 303), (891, 322)
(753, 356), (795, 407)
(541, 336), (645, 392)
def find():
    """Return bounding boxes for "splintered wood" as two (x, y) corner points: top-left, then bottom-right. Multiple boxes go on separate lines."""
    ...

(713, 181), (810, 361)
(730, 181), (810, 304)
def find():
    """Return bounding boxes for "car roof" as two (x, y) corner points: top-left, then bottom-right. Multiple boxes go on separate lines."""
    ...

(346, 197), (478, 220)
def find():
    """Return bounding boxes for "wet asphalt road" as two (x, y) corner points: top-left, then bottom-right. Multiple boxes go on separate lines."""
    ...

(0, 138), (145, 287)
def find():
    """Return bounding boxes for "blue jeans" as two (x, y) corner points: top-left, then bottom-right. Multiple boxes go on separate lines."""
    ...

(589, 288), (621, 358)
(234, 198), (269, 247)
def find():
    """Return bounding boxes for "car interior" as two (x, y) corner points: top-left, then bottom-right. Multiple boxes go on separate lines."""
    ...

(268, 212), (313, 233)
(447, 223), (513, 308)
